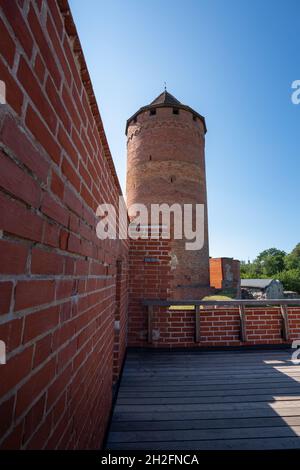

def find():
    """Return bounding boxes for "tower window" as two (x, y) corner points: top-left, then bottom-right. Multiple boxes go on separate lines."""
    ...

(173, 108), (179, 115)
(170, 175), (176, 183)
(133, 116), (137, 123)
(150, 108), (156, 116)
(193, 115), (197, 121)
(149, 155), (152, 161)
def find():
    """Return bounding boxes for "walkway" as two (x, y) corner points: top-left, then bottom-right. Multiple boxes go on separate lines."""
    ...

(107, 348), (300, 450)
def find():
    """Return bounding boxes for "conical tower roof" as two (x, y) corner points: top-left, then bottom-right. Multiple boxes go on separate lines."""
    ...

(150, 90), (181, 107)
(126, 90), (206, 134)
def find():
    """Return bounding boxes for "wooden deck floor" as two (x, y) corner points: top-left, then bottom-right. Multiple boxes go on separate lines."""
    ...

(107, 349), (300, 450)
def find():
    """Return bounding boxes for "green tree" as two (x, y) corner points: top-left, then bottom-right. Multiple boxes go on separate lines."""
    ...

(277, 269), (300, 293)
(241, 244), (300, 294)
(255, 248), (286, 276)
(240, 261), (263, 278)
(284, 243), (300, 270)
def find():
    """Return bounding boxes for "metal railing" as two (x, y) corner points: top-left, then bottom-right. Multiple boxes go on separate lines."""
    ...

(142, 299), (300, 344)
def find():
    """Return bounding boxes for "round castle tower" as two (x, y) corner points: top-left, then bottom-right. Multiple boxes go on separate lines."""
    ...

(126, 90), (210, 299)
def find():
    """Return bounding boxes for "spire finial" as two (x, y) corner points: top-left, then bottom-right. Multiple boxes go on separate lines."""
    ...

(164, 81), (167, 92)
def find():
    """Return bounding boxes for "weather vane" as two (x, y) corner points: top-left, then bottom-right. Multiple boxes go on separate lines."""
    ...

(164, 81), (167, 91)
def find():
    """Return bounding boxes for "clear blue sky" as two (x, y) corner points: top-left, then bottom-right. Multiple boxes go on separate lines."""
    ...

(69, 0), (300, 261)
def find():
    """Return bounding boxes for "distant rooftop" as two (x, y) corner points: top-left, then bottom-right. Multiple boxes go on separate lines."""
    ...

(241, 279), (278, 289)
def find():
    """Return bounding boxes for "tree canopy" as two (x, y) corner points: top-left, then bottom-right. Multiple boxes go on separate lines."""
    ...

(240, 243), (300, 293)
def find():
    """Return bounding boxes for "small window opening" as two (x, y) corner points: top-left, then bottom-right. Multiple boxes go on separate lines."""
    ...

(149, 155), (152, 161)
(150, 108), (156, 116)
(173, 108), (179, 115)
(193, 115), (197, 121)
(133, 116), (137, 123)
(170, 175), (176, 183)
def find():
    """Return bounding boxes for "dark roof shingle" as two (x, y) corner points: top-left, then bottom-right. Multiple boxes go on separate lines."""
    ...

(126, 90), (207, 134)
(150, 91), (181, 106)
(241, 279), (275, 289)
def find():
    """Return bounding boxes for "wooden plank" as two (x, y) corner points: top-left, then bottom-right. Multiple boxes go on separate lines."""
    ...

(124, 364), (294, 371)
(123, 366), (300, 374)
(108, 425), (300, 444)
(123, 367), (295, 374)
(121, 375), (300, 383)
(123, 362), (300, 371)
(122, 372), (300, 383)
(281, 304), (290, 341)
(121, 375), (300, 386)
(124, 358), (294, 367)
(114, 399), (300, 412)
(124, 356), (296, 367)
(123, 362), (298, 371)
(148, 305), (153, 344)
(122, 371), (300, 380)
(127, 351), (293, 361)
(118, 386), (300, 398)
(239, 304), (247, 342)
(107, 437), (300, 450)
(112, 407), (300, 422)
(116, 394), (300, 405)
(124, 357), (294, 366)
(110, 415), (300, 432)
(125, 357), (294, 367)
(124, 370), (298, 377)
(119, 381), (300, 392)
(125, 358), (293, 367)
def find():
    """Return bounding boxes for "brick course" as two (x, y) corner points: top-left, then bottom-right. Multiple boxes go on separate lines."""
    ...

(128, 235), (173, 345)
(126, 105), (211, 300)
(1, 0), (300, 452)
(140, 306), (300, 348)
(0, 0), (128, 449)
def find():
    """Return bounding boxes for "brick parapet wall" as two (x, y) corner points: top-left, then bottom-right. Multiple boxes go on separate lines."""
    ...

(0, 0), (128, 449)
(139, 307), (300, 348)
(128, 236), (173, 346)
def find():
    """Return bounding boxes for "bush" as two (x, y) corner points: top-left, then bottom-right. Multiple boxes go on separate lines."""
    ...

(276, 269), (300, 293)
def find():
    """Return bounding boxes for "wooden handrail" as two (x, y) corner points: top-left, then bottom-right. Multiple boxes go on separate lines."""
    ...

(143, 299), (300, 307)
(143, 299), (299, 344)
(195, 305), (200, 343)
(239, 305), (247, 342)
(280, 305), (290, 341)
(148, 305), (153, 344)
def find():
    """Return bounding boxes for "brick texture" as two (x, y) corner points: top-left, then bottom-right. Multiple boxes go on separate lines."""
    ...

(140, 306), (300, 348)
(128, 233), (173, 345)
(0, 0), (128, 450)
(1, 0), (300, 452)
(126, 105), (211, 300)
(210, 257), (241, 294)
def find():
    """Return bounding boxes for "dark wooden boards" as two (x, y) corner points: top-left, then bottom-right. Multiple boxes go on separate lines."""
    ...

(107, 349), (300, 450)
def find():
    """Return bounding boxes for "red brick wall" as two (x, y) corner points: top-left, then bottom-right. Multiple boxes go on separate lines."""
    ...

(113, 259), (129, 380)
(128, 235), (173, 346)
(0, 0), (128, 449)
(140, 307), (300, 347)
(209, 258), (223, 289)
(209, 257), (240, 293)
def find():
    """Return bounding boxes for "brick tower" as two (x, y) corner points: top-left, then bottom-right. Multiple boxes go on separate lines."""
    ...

(126, 90), (210, 300)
